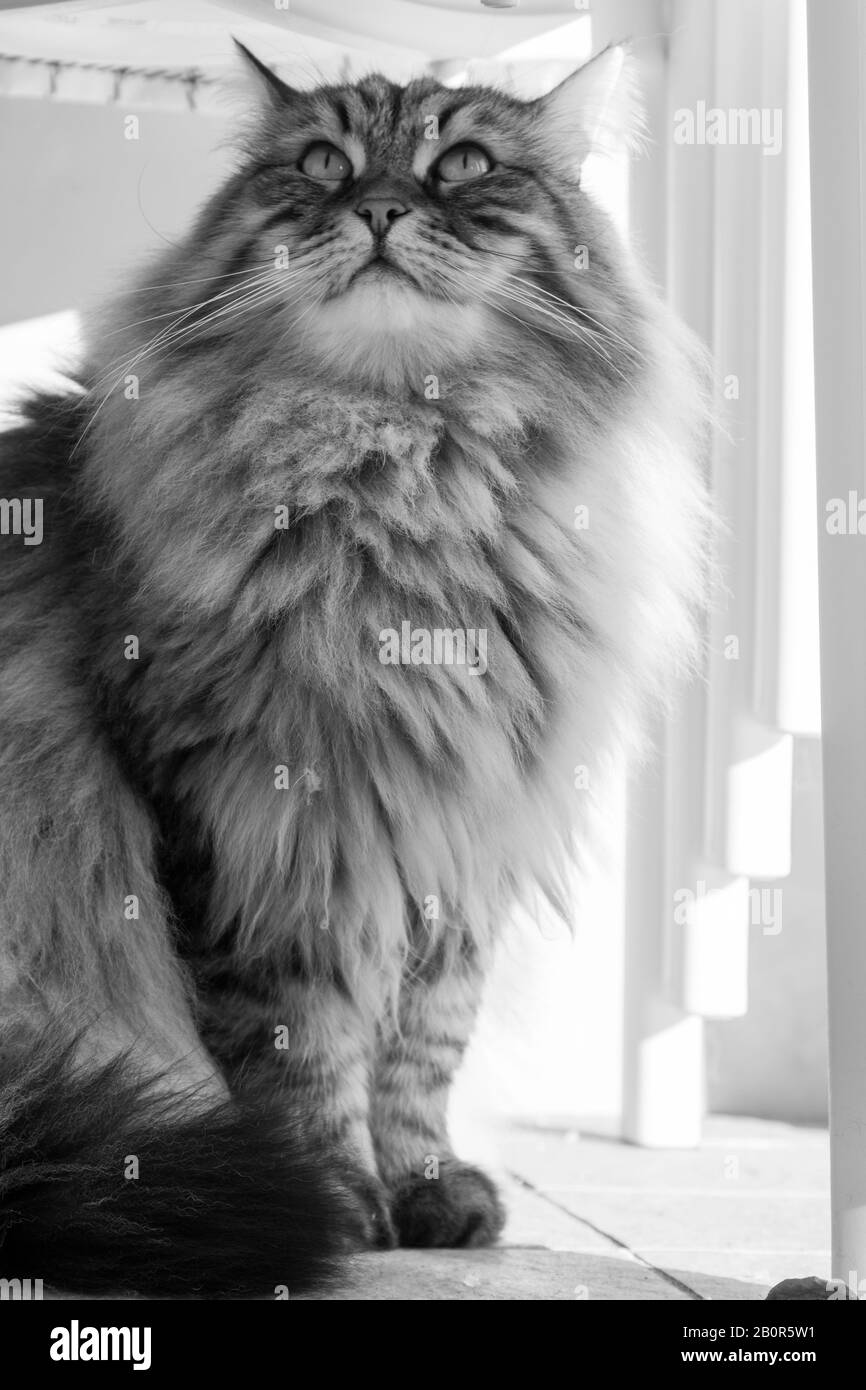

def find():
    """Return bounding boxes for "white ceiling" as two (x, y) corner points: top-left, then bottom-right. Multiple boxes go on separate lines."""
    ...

(0, 0), (593, 73)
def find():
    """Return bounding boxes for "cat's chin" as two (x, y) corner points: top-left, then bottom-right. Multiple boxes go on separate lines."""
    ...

(335, 273), (435, 330)
(301, 277), (489, 386)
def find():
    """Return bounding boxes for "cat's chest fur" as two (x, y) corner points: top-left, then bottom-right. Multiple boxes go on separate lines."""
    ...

(111, 379), (593, 951)
(245, 391), (543, 690)
(120, 380), (570, 759)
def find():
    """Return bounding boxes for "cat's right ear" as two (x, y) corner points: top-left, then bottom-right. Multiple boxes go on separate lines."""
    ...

(533, 44), (644, 172)
(233, 39), (299, 108)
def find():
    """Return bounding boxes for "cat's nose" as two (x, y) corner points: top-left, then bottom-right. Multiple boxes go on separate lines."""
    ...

(354, 196), (410, 238)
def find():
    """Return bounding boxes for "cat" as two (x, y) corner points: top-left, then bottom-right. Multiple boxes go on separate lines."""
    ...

(0, 42), (710, 1297)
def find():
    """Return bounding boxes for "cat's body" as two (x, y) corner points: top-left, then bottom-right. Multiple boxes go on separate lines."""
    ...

(0, 50), (709, 1295)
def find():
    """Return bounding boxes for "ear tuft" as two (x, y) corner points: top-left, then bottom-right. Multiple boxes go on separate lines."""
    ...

(233, 38), (297, 107)
(535, 43), (646, 171)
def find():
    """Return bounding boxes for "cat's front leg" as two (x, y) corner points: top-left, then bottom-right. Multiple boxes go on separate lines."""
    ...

(195, 955), (396, 1250)
(371, 940), (505, 1249)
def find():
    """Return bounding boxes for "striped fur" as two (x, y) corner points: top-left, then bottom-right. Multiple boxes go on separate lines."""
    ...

(0, 48), (710, 1288)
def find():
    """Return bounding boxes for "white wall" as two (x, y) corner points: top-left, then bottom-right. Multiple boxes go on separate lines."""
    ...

(0, 96), (233, 326)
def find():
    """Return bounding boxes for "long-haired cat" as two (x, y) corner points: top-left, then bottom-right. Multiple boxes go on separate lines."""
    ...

(0, 44), (709, 1297)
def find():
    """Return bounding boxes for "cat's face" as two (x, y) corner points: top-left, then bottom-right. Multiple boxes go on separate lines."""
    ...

(209, 47), (637, 383)
(246, 73), (510, 370)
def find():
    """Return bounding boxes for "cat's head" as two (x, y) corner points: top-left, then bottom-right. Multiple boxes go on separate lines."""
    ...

(173, 44), (643, 388)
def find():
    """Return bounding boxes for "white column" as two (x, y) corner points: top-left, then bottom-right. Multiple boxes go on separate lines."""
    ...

(619, 10), (708, 1147)
(807, 0), (866, 1287)
(623, 728), (706, 1147)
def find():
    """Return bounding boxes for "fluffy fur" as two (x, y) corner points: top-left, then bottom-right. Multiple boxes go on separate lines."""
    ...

(0, 1027), (357, 1298)
(0, 47), (710, 1295)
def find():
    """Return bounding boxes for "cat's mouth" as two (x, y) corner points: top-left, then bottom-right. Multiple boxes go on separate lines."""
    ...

(350, 250), (416, 289)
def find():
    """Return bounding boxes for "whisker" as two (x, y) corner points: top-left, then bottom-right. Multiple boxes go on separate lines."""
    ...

(73, 258), (332, 456)
(118, 233), (339, 297)
(74, 291), (283, 457)
(503, 273), (648, 362)
(88, 285), (281, 400)
(410, 228), (630, 370)
(432, 265), (579, 361)
(466, 270), (626, 376)
(121, 262), (279, 294)
(91, 265), (319, 385)
(103, 271), (283, 337)
(460, 242), (649, 360)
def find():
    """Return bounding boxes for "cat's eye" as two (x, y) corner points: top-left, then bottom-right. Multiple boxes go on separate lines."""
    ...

(299, 142), (353, 182)
(434, 143), (492, 183)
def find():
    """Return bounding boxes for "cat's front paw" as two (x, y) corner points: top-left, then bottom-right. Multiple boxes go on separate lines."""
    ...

(388, 1159), (505, 1248)
(339, 1164), (398, 1251)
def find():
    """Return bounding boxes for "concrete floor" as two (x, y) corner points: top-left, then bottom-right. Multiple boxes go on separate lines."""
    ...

(312, 1116), (830, 1300)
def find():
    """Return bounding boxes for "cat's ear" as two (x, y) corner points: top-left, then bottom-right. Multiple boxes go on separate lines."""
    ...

(534, 44), (644, 170)
(233, 39), (299, 108)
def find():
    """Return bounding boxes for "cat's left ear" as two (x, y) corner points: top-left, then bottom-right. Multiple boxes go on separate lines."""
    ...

(533, 44), (644, 171)
(233, 39), (299, 108)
